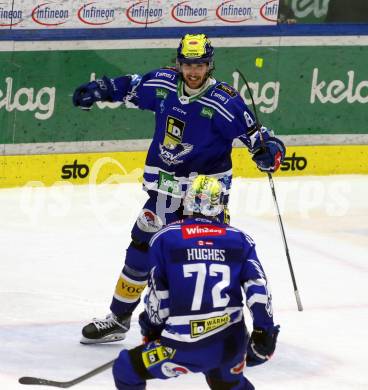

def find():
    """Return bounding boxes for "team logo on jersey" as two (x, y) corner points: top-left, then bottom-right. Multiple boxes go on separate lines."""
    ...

(182, 224), (226, 239)
(137, 209), (163, 233)
(200, 106), (214, 119)
(216, 83), (237, 98)
(159, 115), (192, 165)
(163, 116), (185, 147)
(159, 143), (193, 166)
(161, 362), (190, 378)
(190, 314), (230, 338)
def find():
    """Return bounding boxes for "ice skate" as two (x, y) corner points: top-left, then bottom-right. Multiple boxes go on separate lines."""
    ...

(80, 313), (131, 344)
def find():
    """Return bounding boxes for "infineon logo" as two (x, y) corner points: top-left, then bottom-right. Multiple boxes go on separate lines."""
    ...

(126, 0), (163, 25)
(31, 2), (69, 26)
(182, 224), (226, 239)
(171, 1), (208, 24)
(77, 2), (115, 26)
(215, 0), (252, 23)
(0, 5), (22, 26)
(260, 0), (279, 22)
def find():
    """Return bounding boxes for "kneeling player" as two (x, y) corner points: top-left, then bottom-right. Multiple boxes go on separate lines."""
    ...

(113, 176), (279, 389)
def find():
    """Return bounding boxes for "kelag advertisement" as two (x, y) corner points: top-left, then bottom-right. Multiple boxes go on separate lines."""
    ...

(1, 45), (368, 145)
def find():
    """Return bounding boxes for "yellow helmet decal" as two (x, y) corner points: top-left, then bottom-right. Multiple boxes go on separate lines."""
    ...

(180, 34), (209, 58)
(191, 175), (220, 201)
(183, 175), (224, 218)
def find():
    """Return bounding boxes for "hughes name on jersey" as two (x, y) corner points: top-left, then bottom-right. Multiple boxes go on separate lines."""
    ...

(111, 68), (261, 198)
(144, 218), (274, 347)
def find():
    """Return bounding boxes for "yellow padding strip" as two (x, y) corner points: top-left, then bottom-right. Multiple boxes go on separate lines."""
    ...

(1, 145), (367, 188)
(232, 145), (368, 178)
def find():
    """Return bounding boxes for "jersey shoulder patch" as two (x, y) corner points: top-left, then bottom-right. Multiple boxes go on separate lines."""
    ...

(216, 83), (238, 98)
(153, 68), (178, 82)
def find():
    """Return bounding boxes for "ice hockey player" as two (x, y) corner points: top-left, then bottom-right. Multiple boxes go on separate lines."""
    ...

(72, 33), (285, 344)
(112, 175), (279, 390)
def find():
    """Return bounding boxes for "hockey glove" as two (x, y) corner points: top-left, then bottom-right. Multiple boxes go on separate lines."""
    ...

(246, 325), (280, 367)
(72, 76), (119, 110)
(252, 137), (285, 173)
(138, 311), (164, 343)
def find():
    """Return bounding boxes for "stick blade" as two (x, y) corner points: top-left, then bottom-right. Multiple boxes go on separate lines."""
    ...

(19, 377), (43, 385)
(19, 376), (70, 388)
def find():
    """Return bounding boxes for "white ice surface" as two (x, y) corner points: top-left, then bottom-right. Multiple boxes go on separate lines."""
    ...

(0, 175), (367, 389)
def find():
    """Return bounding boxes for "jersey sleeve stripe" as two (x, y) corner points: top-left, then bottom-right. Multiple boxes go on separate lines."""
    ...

(143, 82), (177, 93)
(201, 96), (235, 119)
(243, 278), (267, 290)
(144, 78), (177, 88)
(198, 99), (233, 122)
(246, 293), (269, 308)
(159, 308), (170, 319)
(149, 225), (181, 246)
(155, 289), (169, 299)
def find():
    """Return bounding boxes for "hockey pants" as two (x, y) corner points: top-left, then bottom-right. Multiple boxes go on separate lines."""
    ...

(113, 322), (254, 390)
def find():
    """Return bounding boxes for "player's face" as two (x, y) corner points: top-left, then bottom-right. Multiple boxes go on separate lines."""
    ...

(181, 63), (209, 89)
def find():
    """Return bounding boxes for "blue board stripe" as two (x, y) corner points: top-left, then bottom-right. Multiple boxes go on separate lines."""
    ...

(1, 24), (368, 41)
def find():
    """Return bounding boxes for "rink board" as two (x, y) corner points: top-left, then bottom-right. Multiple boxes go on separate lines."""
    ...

(1, 43), (368, 147)
(1, 145), (367, 188)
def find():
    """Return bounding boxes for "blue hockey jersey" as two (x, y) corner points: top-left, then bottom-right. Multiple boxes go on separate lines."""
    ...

(113, 68), (261, 198)
(145, 217), (274, 346)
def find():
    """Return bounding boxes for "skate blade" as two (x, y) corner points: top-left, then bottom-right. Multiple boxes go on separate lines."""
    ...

(80, 333), (126, 345)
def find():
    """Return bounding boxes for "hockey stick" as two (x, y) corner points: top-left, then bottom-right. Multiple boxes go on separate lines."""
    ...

(236, 68), (303, 312)
(18, 359), (115, 388)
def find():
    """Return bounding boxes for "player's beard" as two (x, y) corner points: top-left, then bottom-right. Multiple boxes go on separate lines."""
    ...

(183, 73), (208, 90)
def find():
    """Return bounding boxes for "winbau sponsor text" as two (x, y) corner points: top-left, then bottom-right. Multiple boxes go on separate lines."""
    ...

(182, 224), (226, 239)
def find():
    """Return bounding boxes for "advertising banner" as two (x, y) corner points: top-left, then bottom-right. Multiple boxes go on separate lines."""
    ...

(281, 0), (368, 24)
(0, 0), (279, 29)
(286, 0), (329, 23)
(1, 44), (368, 147)
(1, 145), (367, 188)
